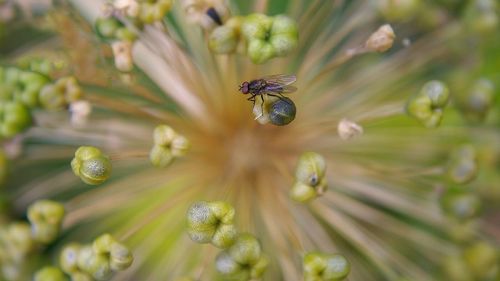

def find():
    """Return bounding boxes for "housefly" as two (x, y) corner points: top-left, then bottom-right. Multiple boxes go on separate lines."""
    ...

(238, 74), (297, 105)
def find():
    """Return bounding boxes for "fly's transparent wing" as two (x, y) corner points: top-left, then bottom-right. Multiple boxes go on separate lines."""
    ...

(264, 84), (297, 94)
(261, 74), (297, 86)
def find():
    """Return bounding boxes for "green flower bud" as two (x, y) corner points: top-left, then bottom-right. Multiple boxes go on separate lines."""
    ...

(440, 191), (481, 221)
(270, 15), (298, 56)
(71, 146), (112, 185)
(407, 80), (449, 128)
(447, 145), (478, 184)
(0, 101), (32, 138)
(171, 135), (191, 157)
(39, 84), (65, 110)
(95, 17), (122, 40)
(250, 255), (269, 278)
(150, 125), (190, 167)
(30, 223), (60, 245)
(5, 222), (35, 262)
(153, 125), (177, 146)
(209, 25), (239, 54)
(378, 0), (421, 22)
(268, 97), (296, 126)
(138, 0), (172, 24)
(295, 152), (327, 187)
(242, 14), (298, 64)
(109, 241), (133, 271)
(186, 201), (237, 248)
(92, 233), (116, 254)
(442, 255), (473, 281)
(421, 80), (450, 108)
(77, 245), (112, 280)
(290, 181), (318, 203)
(115, 27), (137, 42)
(447, 220), (478, 243)
(303, 252), (350, 281)
(149, 145), (174, 168)
(34, 266), (68, 281)
(215, 251), (243, 276)
(463, 241), (499, 280)
(463, 0), (499, 34)
(229, 233), (262, 266)
(461, 78), (495, 121)
(60, 243), (81, 273)
(27, 200), (65, 226)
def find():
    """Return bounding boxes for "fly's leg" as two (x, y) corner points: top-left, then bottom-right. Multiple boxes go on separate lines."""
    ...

(268, 93), (292, 105)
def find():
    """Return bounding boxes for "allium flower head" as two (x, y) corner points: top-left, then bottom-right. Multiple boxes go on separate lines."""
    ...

(0, 0), (499, 281)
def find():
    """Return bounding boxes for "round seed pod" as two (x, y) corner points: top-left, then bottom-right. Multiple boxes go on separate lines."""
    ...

(60, 243), (81, 273)
(269, 97), (296, 126)
(229, 233), (262, 265)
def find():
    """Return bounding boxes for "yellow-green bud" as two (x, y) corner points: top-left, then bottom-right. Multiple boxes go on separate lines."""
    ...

(407, 80), (449, 128)
(442, 254), (474, 281)
(228, 233), (262, 265)
(149, 145), (174, 168)
(138, 0), (172, 24)
(364, 24), (395, 53)
(242, 14), (298, 64)
(463, 241), (499, 280)
(171, 135), (190, 157)
(186, 201), (237, 248)
(461, 78), (495, 122)
(0, 101), (32, 138)
(440, 191), (481, 221)
(295, 152), (327, 187)
(69, 272), (93, 281)
(71, 146), (112, 185)
(303, 252), (350, 281)
(378, 0), (421, 22)
(60, 243), (81, 273)
(39, 77), (83, 110)
(92, 233), (116, 254)
(95, 17), (122, 39)
(109, 242), (134, 271)
(34, 266), (68, 281)
(27, 200), (65, 226)
(209, 25), (239, 54)
(5, 222), (35, 262)
(447, 145), (478, 184)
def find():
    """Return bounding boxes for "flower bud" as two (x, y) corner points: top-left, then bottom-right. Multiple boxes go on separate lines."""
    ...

(303, 252), (350, 281)
(149, 145), (174, 168)
(364, 24), (395, 53)
(440, 190), (481, 221)
(268, 97), (296, 126)
(447, 145), (478, 184)
(109, 242), (134, 271)
(171, 135), (190, 157)
(34, 266), (67, 281)
(209, 25), (239, 54)
(0, 101), (32, 138)
(71, 146), (112, 185)
(242, 14), (298, 64)
(70, 100), (92, 127)
(461, 78), (495, 122)
(442, 254), (474, 281)
(112, 41), (134, 72)
(229, 233), (261, 265)
(295, 152), (327, 187)
(60, 243), (81, 273)
(337, 118), (363, 140)
(407, 80), (449, 128)
(463, 241), (499, 280)
(69, 272), (93, 281)
(186, 201), (237, 248)
(138, 0), (173, 24)
(378, 0), (421, 22)
(150, 125), (190, 167)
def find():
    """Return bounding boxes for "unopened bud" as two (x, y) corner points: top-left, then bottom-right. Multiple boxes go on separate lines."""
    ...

(365, 24), (395, 53)
(337, 118), (363, 140)
(112, 41), (134, 72)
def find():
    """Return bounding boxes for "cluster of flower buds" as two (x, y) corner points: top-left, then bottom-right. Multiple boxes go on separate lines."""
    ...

(457, 78), (496, 122)
(57, 234), (133, 280)
(192, 3), (299, 64)
(0, 200), (64, 280)
(215, 233), (269, 280)
(150, 124), (190, 168)
(39, 76), (83, 110)
(303, 252), (351, 281)
(290, 152), (328, 203)
(71, 146), (112, 185)
(406, 80), (450, 128)
(187, 201), (268, 279)
(463, 0), (499, 34)
(187, 201), (237, 248)
(94, 9), (136, 72)
(447, 145), (478, 184)
(0, 66), (87, 139)
(443, 241), (499, 281)
(253, 95), (296, 126)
